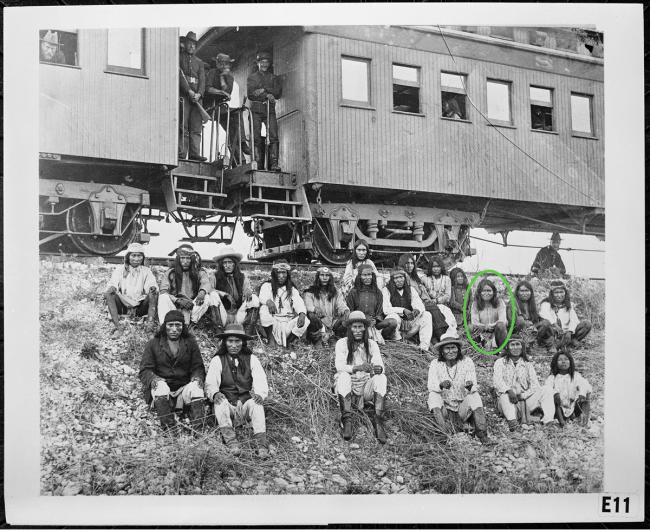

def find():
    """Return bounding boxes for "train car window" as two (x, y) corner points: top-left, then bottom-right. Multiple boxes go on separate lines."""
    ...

(530, 86), (554, 131)
(106, 28), (145, 76)
(39, 29), (78, 67)
(486, 80), (512, 124)
(441, 72), (467, 120)
(528, 29), (551, 48)
(341, 57), (370, 105)
(392, 64), (420, 113)
(489, 27), (514, 41)
(570, 93), (594, 135)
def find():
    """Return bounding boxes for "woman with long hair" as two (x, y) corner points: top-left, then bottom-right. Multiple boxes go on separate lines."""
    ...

(506, 280), (553, 351)
(342, 239), (381, 296)
(539, 280), (592, 353)
(423, 256), (451, 307)
(448, 267), (469, 326)
(469, 278), (507, 349)
(544, 350), (592, 427)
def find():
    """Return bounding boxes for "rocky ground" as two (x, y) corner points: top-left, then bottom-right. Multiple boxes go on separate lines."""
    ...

(40, 257), (604, 495)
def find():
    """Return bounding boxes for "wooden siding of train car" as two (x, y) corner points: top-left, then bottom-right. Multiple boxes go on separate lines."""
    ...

(301, 26), (603, 209)
(39, 27), (177, 166)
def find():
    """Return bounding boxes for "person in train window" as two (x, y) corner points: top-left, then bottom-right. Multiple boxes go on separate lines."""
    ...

(399, 254), (457, 344)
(427, 337), (490, 444)
(334, 311), (388, 444)
(158, 244), (214, 327)
(530, 232), (567, 276)
(205, 323), (270, 458)
(104, 243), (158, 336)
(247, 51), (283, 171)
(205, 53), (252, 166)
(448, 267), (469, 326)
(506, 280), (554, 351)
(341, 239), (381, 297)
(179, 31), (207, 162)
(538, 280), (592, 353)
(139, 310), (207, 432)
(345, 264), (398, 345)
(303, 266), (350, 347)
(39, 30), (66, 64)
(208, 245), (260, 336)
(492, 336), (556, 432)
(258, 259), (309, 348)
(544, 350), (592, 427)
(442, 97), (463, 119)
(422, 256), (452, 307)
(469, 278), (508, 350)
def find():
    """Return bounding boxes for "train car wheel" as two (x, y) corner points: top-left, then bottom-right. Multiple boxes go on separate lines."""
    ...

(312, 221), (351, 266)
(66, 202), (137, 256)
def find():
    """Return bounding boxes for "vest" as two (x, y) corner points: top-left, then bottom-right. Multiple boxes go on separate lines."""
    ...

(389, 288), (413, 312)
(219, 354), (253, 405)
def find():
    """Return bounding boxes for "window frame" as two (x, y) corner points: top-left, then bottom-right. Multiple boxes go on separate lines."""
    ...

(485, 78), (513, 126)
(105, 28), (147, 78)
(489, 26), (515, 41)
(391, 63), (422, 115)
(340, 55), (372, 108)
(39, 29), (81, 68)
(570, 92), (596, 138)
(440, 71), (470, 122)
(529, 85), (556, 132)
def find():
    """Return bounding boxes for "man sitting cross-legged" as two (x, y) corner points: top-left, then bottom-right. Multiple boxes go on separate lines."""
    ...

(138, 310), (207, 432)
(303, 266), (350, 347)
(105, 242), (158, 335)
(205, 323), (270, 458)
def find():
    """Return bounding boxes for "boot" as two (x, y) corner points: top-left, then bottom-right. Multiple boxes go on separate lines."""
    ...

(338, 394), (353, 441)
(555, 403), (566, 428)
(220, 426), (241, 456)
(472, 407), (490, 444)
(188, 398), (206, 430)
(269, 143), (281, 171)
(153, 396), (176, 431)
(243, 308), (259, 337)
(507, 419), (520, 432)
(145, 291), (158, 333)
(264, 326), (278, 348)
(577, 399), (591, 426)
(210, 306), (224, 334)
(254, 432), (270, 459)
(373, 392), (387, 444)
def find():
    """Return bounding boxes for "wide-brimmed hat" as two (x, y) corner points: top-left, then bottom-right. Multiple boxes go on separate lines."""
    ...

(214, 52), (234, 64)
(550, 232), (562, 242)
(256, 51), (272, 61)
(126, 242), (146, 255)
(168, 243), (195, 257)
(213, 245), (243, 263)
(184, 31), (198, 43)
(432, 337), (463, 355)
(272, 259), (291, 271)
(41, 30), (61, 46)
(347, 310), (370, 327)
(216, 323), (253, 341)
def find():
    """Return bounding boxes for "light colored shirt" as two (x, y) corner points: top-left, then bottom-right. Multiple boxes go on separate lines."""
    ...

(304, 289), (349, 329)
(381, 286), (425, 316)
(205, 354), (269, 402)
(108, 264), (157, 303)
(258, 282), (306, 317)
(427, 357), (478, 411)
(492, 357), (540, 399)
(335, 338), (384, 391)
(544, 372), (592, 417)
(159, 267), (211, 300)
(471, 299), (506, 326)
(423, 275), (451, 304)
(539, 302), (579, 333)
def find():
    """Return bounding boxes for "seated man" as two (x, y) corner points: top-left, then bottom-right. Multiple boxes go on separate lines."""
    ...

(105, 242), (158, 335)
(158, 244), (213, 327)
(258, 259), (309, 348)
(303, 266), (350, 347)
(138, 310), (206, 431)
(209, 245), (260, 336)
(205, 323), (270, 458)
(382, 268), (434, 353)
(345, 264), (398, 345)
(334, 311), (388, 444)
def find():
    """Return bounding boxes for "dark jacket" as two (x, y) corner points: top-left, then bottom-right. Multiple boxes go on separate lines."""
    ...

(246, 70), (282, 112)
(346, 286), (384, 321)
(179, 51), (205, 97)
(531, 246), (566, 275)
(139, 335), (206, 403)
(219, 354), (253, 405)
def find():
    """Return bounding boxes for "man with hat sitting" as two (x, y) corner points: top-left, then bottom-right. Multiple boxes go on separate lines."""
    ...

(303, 266), (350, 347)
(139, 310), (207, 432)
(179, 30), (207, 162)
(205, 323), (270, 458)
(258, 259), (309, 348)
(334, 311), (388, 443)
(40, 30), (66, 64)
(158, 244), (213, 327)
(209, 245), (260, 336)
(382, 268), (434, 354)
(531, 232), (567, 276)
(104, 242), (158, 335)
(427, 336), (490, 444)
(247, 50), (283, 171)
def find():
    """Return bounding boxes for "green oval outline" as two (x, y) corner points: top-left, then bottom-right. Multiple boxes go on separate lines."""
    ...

(462, 269), (517, 356)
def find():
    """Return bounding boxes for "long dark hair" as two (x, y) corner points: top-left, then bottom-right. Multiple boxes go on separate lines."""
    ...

(543, 285), (572, 310)
(269, 268), (297, 300)
(155, 321), (190, 339)
(353, 267), (381, 294)
(214, 259), (245, 306)
(437, 343), (464, 363)
(168, 254), (199, 297)
(550, 350), (575, 380)
(398, 253), (422, 285)
(215, 338), (252, 358)
(475, 278), (498, 310)
(514, 280), (540, 322)
(427, 256), (447, 277)
(306, 271), (338, 301)
(346, 323), (370, 365)
(351, 239), (371, 267)
(449, 267), (468, 287)
(385, 275), (412, 309)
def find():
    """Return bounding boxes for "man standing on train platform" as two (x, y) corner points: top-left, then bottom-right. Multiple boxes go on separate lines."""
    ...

(105, 242), (158, 336)
(247, 51), (282, 171)
(179, 31), (207, 162)
(158, 244), (213, 327)
(531, 232), (567, 276)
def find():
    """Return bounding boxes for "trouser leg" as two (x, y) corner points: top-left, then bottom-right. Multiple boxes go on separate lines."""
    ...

(526, 386), (555, 424)
(497, 393), (518, 421)
(418, 311), (433, 350)
(252, 110), (265, 167)
(214, 400), (235, 428)
(536, 319), (554, 347)
(105, 291), (124, 327)
(242, 399), (266, 434)
(376, 317), (398, 339)
(494, 322), (507, 349)
(157, 293), (176, 325)
(188, 106), (203, 159)
(305, 313), (324, 343)
(190, 295), (211, 324)
(573, 320), (592, 342)
(179, 99), (191, 158)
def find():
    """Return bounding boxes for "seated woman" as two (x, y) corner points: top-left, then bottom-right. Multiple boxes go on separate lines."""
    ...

(492, 336), (555, 431)
(506, 280), (553, 350)
(399, 254), (457, 342)
(427, 337), (489, 443)
(341, 239), (381, 297)
(544, 350), (592, 427)
(470, 278), (507, 349)
(422, 256), (451, 308)
(538, 280), (592, 353)
(448, 267), (469, 326)
(334, 311), (388, 443)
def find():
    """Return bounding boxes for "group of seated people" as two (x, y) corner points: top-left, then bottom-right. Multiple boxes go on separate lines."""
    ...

(106, 240), (593, 453)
